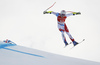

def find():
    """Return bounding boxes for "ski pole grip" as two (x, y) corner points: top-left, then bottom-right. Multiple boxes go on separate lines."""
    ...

(43, 11), (47, 14)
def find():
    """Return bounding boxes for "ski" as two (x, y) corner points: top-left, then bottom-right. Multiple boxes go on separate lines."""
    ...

(70, 39), (85, 49)
(64, 39), (85, 48)
(70, 39), (85, 44)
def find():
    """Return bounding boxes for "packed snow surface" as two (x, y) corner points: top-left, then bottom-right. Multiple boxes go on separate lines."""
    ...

(0, 42), (100, 65)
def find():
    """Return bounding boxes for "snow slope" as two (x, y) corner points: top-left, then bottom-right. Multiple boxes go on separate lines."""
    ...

(0, 42), (100, 65)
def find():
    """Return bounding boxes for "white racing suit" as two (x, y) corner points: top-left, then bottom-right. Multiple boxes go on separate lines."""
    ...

(51, 12), (75, 45)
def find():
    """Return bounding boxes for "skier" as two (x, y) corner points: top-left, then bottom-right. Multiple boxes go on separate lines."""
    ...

(43, 10), (81, 46)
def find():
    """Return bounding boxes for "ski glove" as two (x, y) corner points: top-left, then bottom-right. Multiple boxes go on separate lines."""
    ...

(73, 12), (81, 15)
(43, 11), (53, 14)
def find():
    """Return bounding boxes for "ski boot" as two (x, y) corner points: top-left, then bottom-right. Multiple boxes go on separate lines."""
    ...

(64, 40), (68, 47)
(73, 41), (79, 46)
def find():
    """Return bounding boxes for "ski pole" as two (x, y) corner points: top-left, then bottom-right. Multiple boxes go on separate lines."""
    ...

(66, 11), (74, 13)
(44, 2), (56, 11)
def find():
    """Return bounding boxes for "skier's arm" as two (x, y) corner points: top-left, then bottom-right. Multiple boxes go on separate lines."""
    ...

(43, 11), (59, 16)
(66, 12), (81, 17)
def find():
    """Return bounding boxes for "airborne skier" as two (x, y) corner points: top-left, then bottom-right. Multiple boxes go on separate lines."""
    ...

(43, 10), (81, 46)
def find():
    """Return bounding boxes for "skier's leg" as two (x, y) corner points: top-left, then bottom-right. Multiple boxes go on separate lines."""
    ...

(66, 32), (78, 46)
(64, 23), (75, 42)
(64, 23), (78, 46)
(58, 23), (68, 46)
(61, 31), (68, 45)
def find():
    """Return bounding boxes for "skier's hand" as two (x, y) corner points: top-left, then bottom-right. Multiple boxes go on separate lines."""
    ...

(43, 11), (53, 14)
(73, 12), (81, 15)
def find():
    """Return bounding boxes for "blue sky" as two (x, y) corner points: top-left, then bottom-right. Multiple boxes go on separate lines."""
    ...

(0, 0), (100, 62)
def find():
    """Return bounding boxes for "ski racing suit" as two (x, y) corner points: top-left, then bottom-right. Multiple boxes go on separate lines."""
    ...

(44, 11), (81, 46)
(50, 12), (75, 45)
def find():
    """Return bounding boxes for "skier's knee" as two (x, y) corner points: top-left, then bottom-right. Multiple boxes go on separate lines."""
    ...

(60, 31), (64, 33)
(59, 29), (64, 32)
